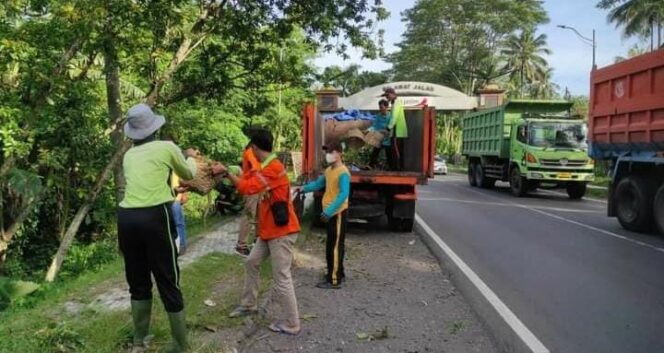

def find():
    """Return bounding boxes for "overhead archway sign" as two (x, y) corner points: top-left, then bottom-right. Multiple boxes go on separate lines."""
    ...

(339, 81), (478, 111)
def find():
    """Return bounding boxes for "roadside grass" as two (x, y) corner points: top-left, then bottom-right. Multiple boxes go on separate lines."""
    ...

(586, 187), (608, 200)
(0, 250), (271, 353)
(0, 213), (231, 353)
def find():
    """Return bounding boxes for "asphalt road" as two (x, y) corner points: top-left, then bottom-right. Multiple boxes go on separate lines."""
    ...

(417, 175), (664, 353)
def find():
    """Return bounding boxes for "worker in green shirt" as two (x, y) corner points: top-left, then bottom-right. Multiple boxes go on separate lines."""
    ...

(118, 103), (198, 353)
(382, 87), (408, 171)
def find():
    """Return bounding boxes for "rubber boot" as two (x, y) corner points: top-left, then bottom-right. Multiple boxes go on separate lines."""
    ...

(164, 310), (188, 353)
(130, 299), (152, 352)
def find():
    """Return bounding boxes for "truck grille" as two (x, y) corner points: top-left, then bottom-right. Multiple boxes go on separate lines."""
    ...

(540, 159), (588, 167)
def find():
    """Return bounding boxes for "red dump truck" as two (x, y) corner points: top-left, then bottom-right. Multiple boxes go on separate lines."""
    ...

(300, 93), (436, 232)
(589, 49), (664, 233)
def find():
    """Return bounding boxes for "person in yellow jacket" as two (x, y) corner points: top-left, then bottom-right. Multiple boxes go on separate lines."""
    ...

(300, 142), (350, 289)
(383, 87), (408, 171)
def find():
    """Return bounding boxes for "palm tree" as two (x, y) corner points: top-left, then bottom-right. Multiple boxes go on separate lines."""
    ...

(528, 68), (560, 99)
(597, 0), (664, 48)
(500, 29), (552, 98)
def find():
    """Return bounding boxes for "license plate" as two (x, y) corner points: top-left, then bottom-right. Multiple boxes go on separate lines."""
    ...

(558, 172), (572, 179)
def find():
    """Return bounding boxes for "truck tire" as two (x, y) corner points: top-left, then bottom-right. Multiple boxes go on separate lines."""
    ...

(653, 184), (664, 234)
(614, 176), (654, 232)
(468, 163), (477, 187)
(475, 164), (496, 188)
(509, 167), (528, 197)
(566, 182), (587, 200)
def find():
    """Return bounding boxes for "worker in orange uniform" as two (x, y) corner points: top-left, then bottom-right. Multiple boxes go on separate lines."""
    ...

(212, 128), (301, 335)
(235, 142), (261, 257)
(300, 142), (350, 289)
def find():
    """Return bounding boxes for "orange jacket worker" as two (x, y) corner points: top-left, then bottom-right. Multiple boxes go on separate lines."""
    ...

(213, 128), (301, 336)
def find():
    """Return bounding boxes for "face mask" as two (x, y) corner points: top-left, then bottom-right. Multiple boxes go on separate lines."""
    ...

(325, 153), (337, 164)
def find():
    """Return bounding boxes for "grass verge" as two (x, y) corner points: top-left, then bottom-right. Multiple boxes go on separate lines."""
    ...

(0, 250), (271, 353)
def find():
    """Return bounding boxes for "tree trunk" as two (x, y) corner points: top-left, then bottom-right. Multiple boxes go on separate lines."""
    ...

(44, 141), (131, 282)
(103, 22), (125, 202)
(0, 193), (42, 263)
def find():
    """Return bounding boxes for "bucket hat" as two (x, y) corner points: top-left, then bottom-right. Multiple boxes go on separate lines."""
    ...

(124, 103), (166, 140)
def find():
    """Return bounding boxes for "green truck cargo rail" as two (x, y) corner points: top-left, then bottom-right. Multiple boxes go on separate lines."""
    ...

(462, 100), (594, 198)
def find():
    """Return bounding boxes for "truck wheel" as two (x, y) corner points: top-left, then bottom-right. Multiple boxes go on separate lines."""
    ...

(614, 176), (654, 232)
(468, 163), (477, 187)
(475, 164), (496, 188)
(509, 168), (528, 197)
(566, 182), (587, 200)
(652, 184), (664, 234)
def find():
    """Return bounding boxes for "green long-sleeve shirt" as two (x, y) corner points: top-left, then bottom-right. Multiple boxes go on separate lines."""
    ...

(120, 141), (197, 208)
(388, 98), (408, 138)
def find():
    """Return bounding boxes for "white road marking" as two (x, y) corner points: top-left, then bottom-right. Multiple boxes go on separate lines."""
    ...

(457, 184), (664, 254)
(415, 215), (550, 353)
(537, 189), (607, 204)
(420, 197), (600, 214)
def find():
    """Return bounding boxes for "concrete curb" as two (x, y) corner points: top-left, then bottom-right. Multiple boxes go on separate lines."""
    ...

(414, 214), (549, 353)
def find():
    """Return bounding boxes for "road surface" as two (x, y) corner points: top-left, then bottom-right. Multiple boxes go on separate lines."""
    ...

(417, 175), (664, 353)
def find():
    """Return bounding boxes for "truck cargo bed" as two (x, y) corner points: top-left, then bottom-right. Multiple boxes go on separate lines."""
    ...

(589, 49), (664, 159)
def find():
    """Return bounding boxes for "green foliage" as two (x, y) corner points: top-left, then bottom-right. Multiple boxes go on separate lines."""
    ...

(0, 0), (386, 286)
(388, 0), (550, 95)
(500, 29), (553, 98)
(35, 322), (85, 353)
(318, 65), (389, 96)
(0, 276), (40, 309)
(597, 0), (664, 43)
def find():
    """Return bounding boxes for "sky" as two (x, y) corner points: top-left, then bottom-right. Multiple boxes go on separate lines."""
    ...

(314, 0), (642, 96)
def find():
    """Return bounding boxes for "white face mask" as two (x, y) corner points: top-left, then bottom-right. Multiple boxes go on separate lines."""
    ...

(325, 153), (337, 164)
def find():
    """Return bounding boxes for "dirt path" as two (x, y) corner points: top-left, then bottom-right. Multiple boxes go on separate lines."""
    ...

(233, 222), (497, 353)
(63, 218), (239, 314)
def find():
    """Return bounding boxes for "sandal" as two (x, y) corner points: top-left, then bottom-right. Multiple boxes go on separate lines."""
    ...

(268, 322), (301, 336)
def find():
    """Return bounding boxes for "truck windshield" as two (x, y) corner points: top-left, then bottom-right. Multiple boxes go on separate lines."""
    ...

(527, 122), (587, 149)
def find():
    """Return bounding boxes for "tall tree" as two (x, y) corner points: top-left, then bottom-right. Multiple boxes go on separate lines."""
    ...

(388, 0), (549, 95)
(597, 0), (664, 48)
(501, 29), (552, 98)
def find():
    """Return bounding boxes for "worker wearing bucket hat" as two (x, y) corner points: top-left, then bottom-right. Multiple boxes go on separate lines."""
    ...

(118, 103), (198, 353)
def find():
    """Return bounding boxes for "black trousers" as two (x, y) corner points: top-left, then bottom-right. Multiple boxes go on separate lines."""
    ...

(326, 210), (347, 285)
(394, 137), (406, 171)
(118, 203), (183, 312)
(369, 145), (396, 170)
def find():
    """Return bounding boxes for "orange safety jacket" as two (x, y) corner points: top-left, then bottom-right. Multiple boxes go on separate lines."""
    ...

(237, 157), (300, 240)
(242, 148), (260, 174)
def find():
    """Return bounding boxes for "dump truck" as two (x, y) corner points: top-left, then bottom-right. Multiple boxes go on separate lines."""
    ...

(588, 49), (664, 233)
(462, 100), (595, 198)
(300, 93), (436, 232)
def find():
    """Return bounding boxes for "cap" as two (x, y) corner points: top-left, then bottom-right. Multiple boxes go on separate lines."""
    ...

(381, 87), (396, 97)
(322, 141), (345, 153)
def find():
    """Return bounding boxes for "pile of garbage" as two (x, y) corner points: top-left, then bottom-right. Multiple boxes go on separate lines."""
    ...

(323, 109), (385, 149)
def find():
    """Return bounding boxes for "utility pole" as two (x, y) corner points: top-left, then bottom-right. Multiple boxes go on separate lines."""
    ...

(558, 25), (596, 70)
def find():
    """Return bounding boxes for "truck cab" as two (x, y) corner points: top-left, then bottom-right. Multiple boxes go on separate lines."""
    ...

(463, 100), (595, 198)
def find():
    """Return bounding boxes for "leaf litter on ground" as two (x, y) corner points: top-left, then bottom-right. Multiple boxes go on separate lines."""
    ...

(356, 326), (390, 341)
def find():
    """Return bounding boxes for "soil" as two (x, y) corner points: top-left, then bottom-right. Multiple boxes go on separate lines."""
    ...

(225, 221), (498, 353)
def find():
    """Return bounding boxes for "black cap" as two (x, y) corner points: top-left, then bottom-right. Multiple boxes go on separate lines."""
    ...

(381, 87), (396, 97)
(323, 141), (344, 153)
(250, 128), (273, 152)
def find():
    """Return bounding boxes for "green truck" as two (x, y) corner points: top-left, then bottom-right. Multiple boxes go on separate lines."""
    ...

(462, 100), (595, 198)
